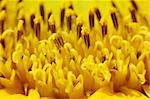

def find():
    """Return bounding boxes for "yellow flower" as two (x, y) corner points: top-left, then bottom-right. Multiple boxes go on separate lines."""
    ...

(0, 0), (150, 99)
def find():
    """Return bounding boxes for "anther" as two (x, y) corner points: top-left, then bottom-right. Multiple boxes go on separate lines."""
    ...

(94, 8), (101, 21)
(35, 23), (40, 40)
(89, 10), (94, 29)
(50, 57), (56, 64)
(17, 20), (24, 40)
(130, 0), (138, 11)
(34, 18), (41, 40)
(0, 11), (5, 33)
(0, 20), (4, 33)
(82, 27), (90, 48)
(17, 0), (23, 3)
(47, 11), (52, 21)
(111, 12), (118, 30)
(1, 6), (6, 11)
(1, 57), (7, 63)
(113, 65), (118, 70)
(130, 9), (137, 22)
(12, 62), (17, 70)
(102, 23), (107, 37)
(30, 14), (35, 29)
(53, 35), (64, 50)
(39, 4), (45, 22)
(76, 23), (82, 39)
(17, 30), (23, 41)
(69, 3), (74, 10)
(60, 8), (65, 28)
(67, 15), (72, 31)
(111, 1), (116, 8)
(84, 34), (90, 48)
(111, 1), (122, 17)
(66, 9), (73, 31)
(48, 15), (56, 33)
(137, 51), (141, 59)
(1, 1), (7, 11)
(101, 56), (106, 63)
(0, 38), (5, 48)
(0, 74), (5, 78)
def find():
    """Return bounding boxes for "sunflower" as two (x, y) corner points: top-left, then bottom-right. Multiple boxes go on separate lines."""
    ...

(0, 0), (150, 99)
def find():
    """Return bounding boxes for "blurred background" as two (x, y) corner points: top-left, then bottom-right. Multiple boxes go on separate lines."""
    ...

(2, 0), (150, 29)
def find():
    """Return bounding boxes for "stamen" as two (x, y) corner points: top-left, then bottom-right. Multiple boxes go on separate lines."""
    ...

(34, 18), (41, 40)
(0, 38), (5, 48)
(66, 10), (73, 31)
(40, 4), (45, 22)
(30, 14), (35, 29)
(84, 34), (90, 48)
(113, 65), (118, 70)
(60, 8), (65, 28)
(48, 15), (56, 33)
(17, 0), (23, 3)
(101, 56), (106, 63)
(35, 23), (40, 40)
(111, 12), (118, 30)
(0, 1), (7, 11)
(143, 16), (149, 27)
(50, 57), (56, 64)
(47, 11), (52, 21)
(0, 11), (6, 33)
(17, 20), (24, 40)
(12, 61), (17, 70)
(130, 9), (137, 22)
(89, 10), (94, 29)
(76, 23), (82, 39)
(53, 35), (64, 50)
(130, 0), (138, 11)
(102, 23), (107, 37)
(1, 6), (6, 11)
(82, 27), (90, 48)
(20, 17), (26, 30)
(69, 3), (74, 10)
(1, 57), (7, 63)
(94, 8), (101, 21)
(28, 64), (32, 71)
(0, 74), (5, 78)
(49, 23), (56, 33)
(137, 51), (141, 59)
(111, 1), (122, 17)
(111, 1), (116, 8)
(0, 20), (4, 33)
(17, 30), (23, 41)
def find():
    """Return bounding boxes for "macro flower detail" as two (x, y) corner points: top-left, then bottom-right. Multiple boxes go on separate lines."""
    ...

(0, 0), (150, 99)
